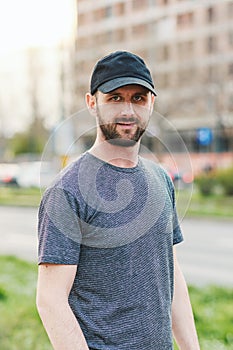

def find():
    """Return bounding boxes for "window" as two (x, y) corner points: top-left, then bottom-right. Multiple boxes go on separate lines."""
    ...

(94, 34), (103, 45)
(132, 0), (147, 10)
(177, 12), (194, 28)
(148, 0), (157, 6)
(77, 37), (86, 49)
(229, 31), (233, 47)
(115, 29), (125, 42)
(78, 13), (86, 26)
(208, 66), (215, 82)
(94, 6), (113, 20)
(132, 24), (147, 37)
(94, 8), (104, 21)
(115, 2), (125, 16)
(160, 0), (169, 5)
(207, 36), (216, 53)
(158, 73), (169, 88)
(178, 69), (191, 86)
(105, 5), (113, 18)
(105, 30), (113, 42)
(228, 94), (233, 112)
(159, 45), (170, 61)
(227, 1), (233, 19)
(229, 63), (233, 76)
(177, 41), (194, 59)
(187, 40), (194, 55)
(207, 7), (215, 23)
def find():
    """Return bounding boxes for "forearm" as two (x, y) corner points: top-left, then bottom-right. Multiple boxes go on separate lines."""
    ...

(38, 300), (89, 350)
(172, 257), (200, 350)
(37, 264), (89, 350)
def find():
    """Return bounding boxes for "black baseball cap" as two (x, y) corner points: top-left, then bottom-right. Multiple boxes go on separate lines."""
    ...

(90, 51), (157, 96)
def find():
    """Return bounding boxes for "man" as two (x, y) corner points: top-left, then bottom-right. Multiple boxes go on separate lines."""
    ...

(37, 51), (200, 350)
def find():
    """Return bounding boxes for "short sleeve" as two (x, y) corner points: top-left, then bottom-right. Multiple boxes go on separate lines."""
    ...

(163, 170), (184, 246)
(38, 186), (82, 265)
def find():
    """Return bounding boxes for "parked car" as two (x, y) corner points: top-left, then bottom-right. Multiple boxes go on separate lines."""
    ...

(16, 161), (58, 188)
(0, 163), (20, 186)
(160, 163), (193, 187)
(0, 161), (58, 189)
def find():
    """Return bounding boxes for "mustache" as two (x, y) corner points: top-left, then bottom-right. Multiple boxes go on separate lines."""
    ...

(114, 117), (139, 124)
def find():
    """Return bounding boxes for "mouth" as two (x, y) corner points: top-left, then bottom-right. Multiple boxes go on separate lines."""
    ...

(116, 122), (136, 131)
(115, 118), (138, 128)
(117, 121), (135, 125)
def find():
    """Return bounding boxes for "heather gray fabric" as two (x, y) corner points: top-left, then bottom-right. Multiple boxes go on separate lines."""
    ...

(38, 152), (183, 350)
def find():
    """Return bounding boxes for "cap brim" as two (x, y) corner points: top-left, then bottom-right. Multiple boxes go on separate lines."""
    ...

(98, 77), (157, 96)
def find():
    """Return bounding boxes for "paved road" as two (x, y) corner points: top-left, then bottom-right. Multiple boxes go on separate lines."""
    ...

(0, 206), (38, 262)
(178, 218), (233, 286)
(0, 206), (232, 286)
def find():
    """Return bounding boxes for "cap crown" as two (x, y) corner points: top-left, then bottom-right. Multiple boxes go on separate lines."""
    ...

(90, 51), (155, 95)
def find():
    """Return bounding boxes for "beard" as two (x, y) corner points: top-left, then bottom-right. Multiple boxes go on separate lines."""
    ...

(97, 114), (147, 147)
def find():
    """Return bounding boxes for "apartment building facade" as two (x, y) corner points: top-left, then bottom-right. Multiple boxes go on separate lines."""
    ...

(74, 0), (233, 157)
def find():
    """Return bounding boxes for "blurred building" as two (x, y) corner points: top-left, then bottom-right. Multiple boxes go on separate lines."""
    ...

(73, 0), (233, 164)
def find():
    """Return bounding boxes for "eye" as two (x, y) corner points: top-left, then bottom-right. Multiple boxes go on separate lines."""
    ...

(109, 95), (121, 102)
(133, 95), (144, 102)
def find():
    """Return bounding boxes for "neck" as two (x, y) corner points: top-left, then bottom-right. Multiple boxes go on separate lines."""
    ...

(89, 136), (140, 168)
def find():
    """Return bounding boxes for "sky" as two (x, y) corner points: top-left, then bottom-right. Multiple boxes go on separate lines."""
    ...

(0, 0), (76, 136)
(0, 0), (76, 53)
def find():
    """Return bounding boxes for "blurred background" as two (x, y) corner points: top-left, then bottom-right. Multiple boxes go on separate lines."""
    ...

(0, 1), (232, 349)
(0, 0), (232, 186)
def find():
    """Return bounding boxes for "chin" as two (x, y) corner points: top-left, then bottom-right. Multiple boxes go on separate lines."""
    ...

(106, 138), (139, 147)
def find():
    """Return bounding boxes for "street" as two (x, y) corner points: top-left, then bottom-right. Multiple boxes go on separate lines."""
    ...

(178, 217), (233, 286)
(0, 206), (232, 286)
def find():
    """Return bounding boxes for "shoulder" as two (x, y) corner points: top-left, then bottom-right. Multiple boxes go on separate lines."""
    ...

(46, 153), (90, 192)
(40, 152), (101, 207)
(39, 154), (84, 208)
(139, 156), (176, 203)
(140, 156), (173, 184)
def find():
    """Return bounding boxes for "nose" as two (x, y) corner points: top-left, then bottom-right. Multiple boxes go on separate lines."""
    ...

(120, 102), (134, 117)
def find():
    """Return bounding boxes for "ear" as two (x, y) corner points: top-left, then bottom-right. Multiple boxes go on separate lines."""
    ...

(149, 94), (155, 116)
(86, 93), (97, 116)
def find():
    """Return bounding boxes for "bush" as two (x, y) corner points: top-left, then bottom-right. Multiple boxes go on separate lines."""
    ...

(195, 172), (216, 196)
(215, 167), (233, 196)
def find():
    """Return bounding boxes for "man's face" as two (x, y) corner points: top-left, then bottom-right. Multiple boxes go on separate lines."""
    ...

(95, 85), (155, 147)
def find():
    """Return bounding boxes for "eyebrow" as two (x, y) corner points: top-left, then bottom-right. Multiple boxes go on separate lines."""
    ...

(107, 89), (149, 96)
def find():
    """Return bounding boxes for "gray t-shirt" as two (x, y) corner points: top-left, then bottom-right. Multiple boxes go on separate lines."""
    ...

(38, 152), (183, 350)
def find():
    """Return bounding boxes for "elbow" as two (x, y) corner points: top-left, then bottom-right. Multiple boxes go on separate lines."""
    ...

(36, 286), (57, 319)
(36, 287), (69, 320)
(36, 291), (58, 327)
(36, 288), (50, 319)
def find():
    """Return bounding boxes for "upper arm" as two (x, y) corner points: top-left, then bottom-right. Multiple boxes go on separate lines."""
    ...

(173, 247), (182, 279)
(173, 247), (177, 265)
(173, 246), (187, 293)
(173, 247), (183, 288)
(37, 264), (77, 306)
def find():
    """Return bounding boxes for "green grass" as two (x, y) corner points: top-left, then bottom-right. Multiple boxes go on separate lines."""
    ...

(0, 256), (51, 350)
(188, 286), (233, 349)
(1, 186), (233, 220)
(0, 186), (42, 207)
(176, 189), (233, 219)
(0, 256), (232, 350)
(174, 285), (233, 350)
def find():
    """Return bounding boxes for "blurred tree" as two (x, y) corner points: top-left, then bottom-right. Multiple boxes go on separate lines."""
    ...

(6, 48), (50, 157)
(8, 118), (48, 156)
